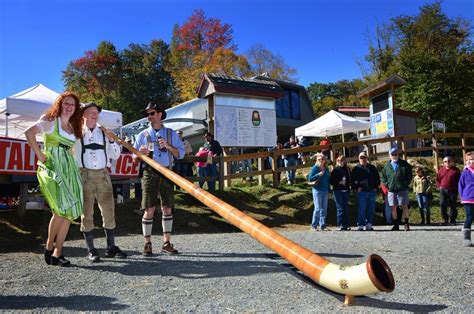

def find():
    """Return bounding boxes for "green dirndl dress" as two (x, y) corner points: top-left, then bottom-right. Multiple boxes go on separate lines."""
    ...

(37, 118), (83, 221)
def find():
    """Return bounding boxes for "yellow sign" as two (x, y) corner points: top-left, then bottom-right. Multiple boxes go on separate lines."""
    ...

(375, 122), (388, 134)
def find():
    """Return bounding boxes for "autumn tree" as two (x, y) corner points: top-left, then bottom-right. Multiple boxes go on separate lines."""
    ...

(246, 43), (297, 83)
(168, 9), (250, 102)
(63, 40), (175, 123)
(363, 2), (474, 132)
(63, 41), (121, 107)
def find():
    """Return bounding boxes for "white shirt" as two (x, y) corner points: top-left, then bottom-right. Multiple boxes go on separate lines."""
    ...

(35, 115), (76, 141)
(73, 124), (121, 169)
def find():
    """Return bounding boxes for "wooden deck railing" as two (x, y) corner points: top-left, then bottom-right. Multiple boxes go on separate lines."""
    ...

(175, 132), (474, 189)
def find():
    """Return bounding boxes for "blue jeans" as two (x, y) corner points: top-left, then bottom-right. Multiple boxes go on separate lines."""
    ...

(357, 190), (376, 227)
(284, 156), (296, 183)
(334, 190), (350, 229)
(311, 190), (328, 229)
(197, 166), (207, 188)
(206, 163), (217, 191)
(464, 203), (473, 229)
(416, 193), (431, 222)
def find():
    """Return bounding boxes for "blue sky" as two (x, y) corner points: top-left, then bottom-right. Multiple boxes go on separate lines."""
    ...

(1, 0), (472, 99)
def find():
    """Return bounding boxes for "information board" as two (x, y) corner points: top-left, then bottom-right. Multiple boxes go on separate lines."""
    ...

(214, 94), (277, 147)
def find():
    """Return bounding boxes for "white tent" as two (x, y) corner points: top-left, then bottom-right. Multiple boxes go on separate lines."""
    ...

(0, 84), (122, 139)
(295, 109), (369, 141)
(295, 110), (369, 155)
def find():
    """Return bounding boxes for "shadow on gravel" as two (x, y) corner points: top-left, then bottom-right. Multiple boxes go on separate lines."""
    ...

(354, 297), (448, 311)
(0, 295), (128, 311)
(72, 255), (286, 279)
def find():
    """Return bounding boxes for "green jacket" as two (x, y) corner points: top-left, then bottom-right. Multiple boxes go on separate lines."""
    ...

(381, 159), (413, 192)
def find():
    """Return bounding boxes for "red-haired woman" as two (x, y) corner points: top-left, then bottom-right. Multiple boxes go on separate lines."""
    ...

(25, 91), (84, 266)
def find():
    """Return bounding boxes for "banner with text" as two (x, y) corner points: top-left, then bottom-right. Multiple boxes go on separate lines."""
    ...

(0, 137), (139, 177)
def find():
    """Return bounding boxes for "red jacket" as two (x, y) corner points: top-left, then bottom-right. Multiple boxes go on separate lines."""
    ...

(436, 166), (461, 192)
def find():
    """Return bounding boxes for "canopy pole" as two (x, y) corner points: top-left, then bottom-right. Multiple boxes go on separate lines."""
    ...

(341, 125), (345, 157)
(5, 113), (9, 137)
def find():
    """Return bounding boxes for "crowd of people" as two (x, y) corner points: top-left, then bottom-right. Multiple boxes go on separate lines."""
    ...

(306, 145), (474, 247)
(23, 92), (474, 267)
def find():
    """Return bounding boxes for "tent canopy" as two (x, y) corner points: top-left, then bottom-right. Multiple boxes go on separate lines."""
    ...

(0, 84), (122, 139)
(295, 109), (369, 138)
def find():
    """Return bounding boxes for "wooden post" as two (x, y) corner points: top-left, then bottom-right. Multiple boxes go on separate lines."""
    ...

(223, 148), (232, 188)
(207, 95), (215, 135)
(461, 133), (466, 162)
(218, 156), (224, 191)
(432, 133), (439, 171)
(17, 183), (28, 217)
(271, 151), (279, 188)
(364, 142), (371, 160)
(258, 156), (264, 186)
(400, 136), (406, 159)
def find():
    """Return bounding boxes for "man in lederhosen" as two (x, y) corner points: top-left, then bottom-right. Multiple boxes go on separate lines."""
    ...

(74, 102), (127, 262)
(133, 103), (185, 256)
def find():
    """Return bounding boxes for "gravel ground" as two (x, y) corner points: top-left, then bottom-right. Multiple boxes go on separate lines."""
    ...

(1, 224), (473, 312)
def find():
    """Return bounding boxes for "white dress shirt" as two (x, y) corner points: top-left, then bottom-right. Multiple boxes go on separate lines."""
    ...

(74, 124), (121, 169)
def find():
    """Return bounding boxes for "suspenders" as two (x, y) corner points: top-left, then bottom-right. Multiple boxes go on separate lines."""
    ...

(143, 127), (174, 169)
(81, 129), (107, 168)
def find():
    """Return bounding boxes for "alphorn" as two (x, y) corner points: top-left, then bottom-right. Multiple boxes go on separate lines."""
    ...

(103, 128), (394, 305)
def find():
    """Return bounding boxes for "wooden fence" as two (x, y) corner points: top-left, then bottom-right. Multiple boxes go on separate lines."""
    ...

(176, 132), (474, 190)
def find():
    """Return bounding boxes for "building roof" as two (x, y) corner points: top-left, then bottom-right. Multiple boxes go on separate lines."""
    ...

(357, 74), (406, 98)
(196, 73), (285, 99)
(337, 106), (418, 117)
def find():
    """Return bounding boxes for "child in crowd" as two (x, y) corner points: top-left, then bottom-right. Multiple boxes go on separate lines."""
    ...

(195, 147), (209, 189)
(459, 151), (474, 247)
(413, 166), (433, 225)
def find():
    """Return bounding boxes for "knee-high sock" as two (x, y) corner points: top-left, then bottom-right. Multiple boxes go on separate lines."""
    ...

(162, 215), (173, 234)
(104, 228), (115, 249)
(142, 218), (153, 238)
(83, 231), (95, 251)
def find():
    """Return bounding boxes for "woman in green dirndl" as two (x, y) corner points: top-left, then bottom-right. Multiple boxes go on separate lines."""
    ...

(25, 91), (84, 266)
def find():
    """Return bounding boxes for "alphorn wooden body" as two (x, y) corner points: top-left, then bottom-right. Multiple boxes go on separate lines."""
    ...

(104, 128), (394, 302)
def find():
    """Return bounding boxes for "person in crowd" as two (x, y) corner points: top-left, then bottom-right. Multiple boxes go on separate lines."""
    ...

(459, 151), (474, 247)
(195, 147), (209, 188)
(175, 130), (193, 177)
(436, 156), (461, 225)
(351, 151), (380, 231)
(380, 183), (393, 225)
(73, 102), (127, 262)
(412, 166), (433, 225)
(133, 103), (185, 256)
(203, 131), (223, 191)
(283, 135), (299, 185)
(319, 136), (331, 160)
(308, 153), (330, 231)
(25, 91), (84, 266)
(330, 155), (351, 230)
(381, 148), (413, 231)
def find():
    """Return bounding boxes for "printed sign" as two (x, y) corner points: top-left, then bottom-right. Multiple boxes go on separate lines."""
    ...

(0, 137), (139, 177)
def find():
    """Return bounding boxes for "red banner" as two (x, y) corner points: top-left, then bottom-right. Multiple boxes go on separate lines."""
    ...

(0, 137), (139, 177)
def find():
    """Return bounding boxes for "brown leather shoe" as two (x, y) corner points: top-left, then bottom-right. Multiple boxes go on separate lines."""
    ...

(143, 242), (152, 256)
(161, 241), (178, 254)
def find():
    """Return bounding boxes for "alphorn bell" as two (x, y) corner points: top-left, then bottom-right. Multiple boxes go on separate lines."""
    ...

(103, 128), (395, 305)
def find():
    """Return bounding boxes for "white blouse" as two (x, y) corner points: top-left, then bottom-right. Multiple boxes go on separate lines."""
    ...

(34, 115), (76, 141)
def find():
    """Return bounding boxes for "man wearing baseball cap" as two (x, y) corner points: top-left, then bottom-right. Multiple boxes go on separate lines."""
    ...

(351, 151), (381, 231)
(381, 148), (413, 231)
